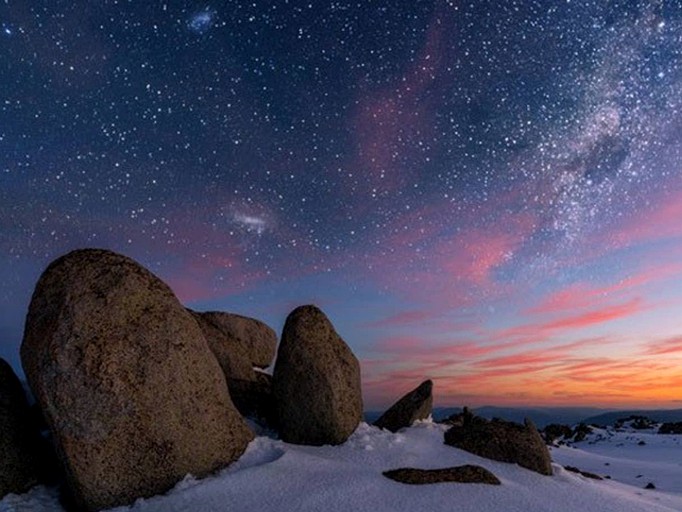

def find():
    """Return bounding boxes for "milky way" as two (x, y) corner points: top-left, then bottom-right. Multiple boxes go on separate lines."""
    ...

(1, 1), (681, 408)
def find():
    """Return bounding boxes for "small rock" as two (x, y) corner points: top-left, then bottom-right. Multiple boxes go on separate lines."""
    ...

(273, 305), (362, 445)
(383, 465), (500, 485)
(374, 380), (433, 433)
(645, 482), (656, 489)
(541, 423), (574, 445)
(444, 416), (552, 476)
(563, 465), (603, 480)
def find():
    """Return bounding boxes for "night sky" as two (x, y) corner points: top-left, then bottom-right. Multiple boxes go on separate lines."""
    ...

(2, 1), (682, 409)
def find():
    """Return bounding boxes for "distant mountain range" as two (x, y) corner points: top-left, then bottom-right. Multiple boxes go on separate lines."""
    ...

(582, 409), (682, 426)
(365, 406), (682, 428)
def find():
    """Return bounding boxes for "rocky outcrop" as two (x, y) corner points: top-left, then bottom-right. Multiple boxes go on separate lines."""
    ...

(21, 249), (254, 511)
(383, 465), (500, 485)
(0, 359), (41, 498)
(374, 380), (432, 432)
(273, 305), (362, 445)
(191, 311), (276, 369)
(444, 416), (552, 476)
(659, 422), (682, 434)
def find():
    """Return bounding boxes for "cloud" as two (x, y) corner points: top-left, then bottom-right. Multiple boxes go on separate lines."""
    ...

(527, 263), (682, 315)
(354, 198), (537, 311)
(362, 330), (682, 408)
(364, 310), (437, 328)
(605, 185), (682, 251)
(641, 336), (682, 356)
(540, 298), (645, 331)
(347, 8), (453, 192)
(498, 299), (646, 343)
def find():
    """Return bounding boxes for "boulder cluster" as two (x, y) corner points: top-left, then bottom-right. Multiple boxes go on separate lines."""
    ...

(2, 249), (364, 511)
(0, 248), (556, 510)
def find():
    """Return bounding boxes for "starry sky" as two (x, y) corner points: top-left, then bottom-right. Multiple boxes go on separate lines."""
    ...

(2, 1), (682, 409)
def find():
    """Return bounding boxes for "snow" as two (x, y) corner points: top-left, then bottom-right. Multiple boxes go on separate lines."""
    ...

(551, 425), (682, 495)
(2, 420), (681, 512)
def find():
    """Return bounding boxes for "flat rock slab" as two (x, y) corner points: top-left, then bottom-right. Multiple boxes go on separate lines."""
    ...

(383, 465), (501, 485)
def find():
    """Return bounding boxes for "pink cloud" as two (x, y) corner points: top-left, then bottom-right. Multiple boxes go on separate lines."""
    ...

(600, 183), (682, 252)
(372, 336), (429, 355)
(373, 336), (503, 360)
(441, 228), (528, 286)
(528, 263), (682, 315)
(473, 352), (563, 369)
(541, 297), (645, 331)
(642, 336), (682, 356)
(499, 298), (646, 342)
(364, 310), (437, 328)
(473, 337), (613, 370)
(347, 9), (452, 192)
(527, 283), (600, 315)
(162, 253), (265, 303)
(357, 200), (537, 310)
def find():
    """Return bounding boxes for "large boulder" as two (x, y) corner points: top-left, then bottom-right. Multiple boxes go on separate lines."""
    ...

(190, 311), (256, 382)
(383, 465), (500, 485)
(444, 415), (552, 476)
(272, 305), (362, 445)
(190, 311), (276, 369)
(21, 249), (254, 511)
(0, 359), (41, 498)
(374, 379), (432, 432)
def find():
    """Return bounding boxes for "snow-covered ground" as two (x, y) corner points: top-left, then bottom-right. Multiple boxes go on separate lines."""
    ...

(551, 424), (682, 495)
(2, 420), (681, 512)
